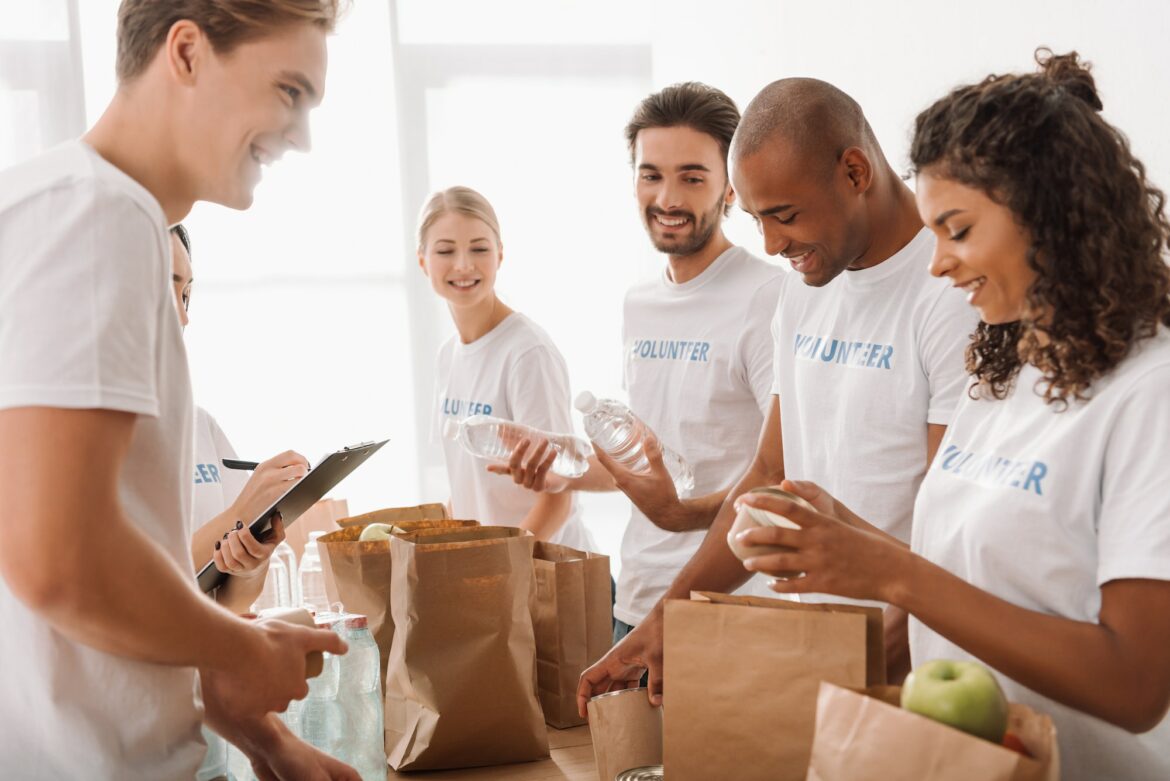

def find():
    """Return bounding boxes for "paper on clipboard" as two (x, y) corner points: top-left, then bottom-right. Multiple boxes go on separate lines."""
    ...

(196, 439), (387, 593)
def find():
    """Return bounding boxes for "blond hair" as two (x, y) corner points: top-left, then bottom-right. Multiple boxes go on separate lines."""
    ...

(116, 0), (346, 82)
(416, 186), (502, 251)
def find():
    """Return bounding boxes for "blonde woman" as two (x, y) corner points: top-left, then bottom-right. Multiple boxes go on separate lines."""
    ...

(419, 186), (594, 550)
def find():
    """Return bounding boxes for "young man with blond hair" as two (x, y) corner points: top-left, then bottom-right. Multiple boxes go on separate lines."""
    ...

(0, 2), (356, 778)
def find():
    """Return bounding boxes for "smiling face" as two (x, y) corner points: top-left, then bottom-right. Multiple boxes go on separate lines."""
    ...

(633, 125), (733, 258)
(170, 231), (193, 330)
(731, 136), (872, 287)
(418, 211), (503, 309)
(916, 169), (1037, 325)
(177, 21), (328, 209)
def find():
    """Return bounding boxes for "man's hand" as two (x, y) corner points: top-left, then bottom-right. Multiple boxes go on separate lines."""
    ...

(212, 712), (360, 781)
(229, 451), (310, 525)
(486, 437), (568, 494)
(201, 619), (347, 721)
(594, 426), (691, 531)
(578, 609), (665, 717)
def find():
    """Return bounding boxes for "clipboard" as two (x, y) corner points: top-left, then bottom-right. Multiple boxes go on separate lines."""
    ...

(196, 438), (388, 594)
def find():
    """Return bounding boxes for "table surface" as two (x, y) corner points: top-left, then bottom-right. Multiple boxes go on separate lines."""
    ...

(388, 724), (596, 780)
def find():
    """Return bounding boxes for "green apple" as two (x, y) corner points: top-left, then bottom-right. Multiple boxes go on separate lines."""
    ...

(358, 522), (399, 542)
(901, 659), (1009, 743)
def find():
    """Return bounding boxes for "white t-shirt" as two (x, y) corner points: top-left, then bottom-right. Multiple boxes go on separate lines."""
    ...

(616, 246), (784, 626)
(0, 141), (202, 779)
(910, 328), (1170, 781)
(770, 228), (976, 605)
(434, 312), (594, 552)
(192, 406), (249, 781)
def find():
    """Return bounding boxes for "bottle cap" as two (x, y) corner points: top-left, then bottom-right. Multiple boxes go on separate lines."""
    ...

(574, 391), (597, 413)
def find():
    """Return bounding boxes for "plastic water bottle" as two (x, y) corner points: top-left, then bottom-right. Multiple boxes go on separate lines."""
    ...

(300, 611), (344, 759)
(448, 414), (591, 479)
(299, 532), (330, 615)
(336, 615), (385, 780)
(275, 540), (300, 608)
(250, 553), (290, 612)
(574, 391), (695, 494)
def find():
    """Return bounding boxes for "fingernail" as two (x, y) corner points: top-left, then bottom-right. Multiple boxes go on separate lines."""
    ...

(222, 532), (229, 539)
(235, 521), (244, 530)
(215, 541), (221, 550)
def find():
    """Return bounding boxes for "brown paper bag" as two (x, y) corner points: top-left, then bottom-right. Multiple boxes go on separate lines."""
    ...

(337, 503), (449, 528)
(532, 541), (613, 728)
(663, 592), (882, 781)
(806, 683), (1059, 781)
(384, 526), (550, 771)
(285, 498), (349, 562)
(587, 688), (663, 781)
(317, 516), (478, 683)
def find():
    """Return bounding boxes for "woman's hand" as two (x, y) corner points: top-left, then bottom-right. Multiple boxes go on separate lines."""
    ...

(229, 451), (310, 526)
(213, 513), (285, 579)
(735, 486), (913, 602)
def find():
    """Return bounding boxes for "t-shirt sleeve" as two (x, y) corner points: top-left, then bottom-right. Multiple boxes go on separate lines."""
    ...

(1097, 364), (1170, 585)
(917, 286), (978, 426)
(739, 274), (784, 415)
(0, 183), (164, 416)
(505, 344), (575, 436)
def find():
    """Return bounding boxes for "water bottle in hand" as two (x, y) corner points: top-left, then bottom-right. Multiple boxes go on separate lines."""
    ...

(574, 391), (695, 494)
(447, 414), (590, 479)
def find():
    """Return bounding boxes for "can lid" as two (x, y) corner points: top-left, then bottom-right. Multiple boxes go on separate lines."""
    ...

(589, 687), (647, 702)
(615, 767), (664, 781)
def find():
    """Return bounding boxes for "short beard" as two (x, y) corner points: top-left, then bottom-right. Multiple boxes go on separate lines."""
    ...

(645, 193), (724, 257)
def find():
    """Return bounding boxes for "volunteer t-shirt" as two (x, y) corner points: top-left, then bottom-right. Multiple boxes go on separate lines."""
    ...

(616, 246), (784, 626)
(435, 312), (594, 552)
(192, 406), (249, 781)
(910, 328), (1170, 781)
(770, 228), (975, 604)
(0, 141), (201, 779)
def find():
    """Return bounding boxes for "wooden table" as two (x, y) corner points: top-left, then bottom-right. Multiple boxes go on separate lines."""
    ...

(388, 725), (597, 780)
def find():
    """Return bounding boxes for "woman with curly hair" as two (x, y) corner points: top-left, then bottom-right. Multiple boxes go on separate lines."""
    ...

(734, 50), (1170, 778)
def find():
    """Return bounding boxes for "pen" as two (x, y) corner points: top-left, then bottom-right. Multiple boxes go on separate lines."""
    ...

(222, 458), (260, 471)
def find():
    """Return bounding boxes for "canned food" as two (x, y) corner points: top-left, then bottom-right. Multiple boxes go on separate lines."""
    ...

(726, 485), (812, 579)
(590, 687), (648, 702)
(616, 766), (664, 781)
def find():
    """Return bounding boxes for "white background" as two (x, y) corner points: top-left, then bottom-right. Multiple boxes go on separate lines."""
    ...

(3, 0), (1168, 567)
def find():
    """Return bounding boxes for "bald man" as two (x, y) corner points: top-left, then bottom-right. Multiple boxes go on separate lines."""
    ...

(577, 78), (978, 710)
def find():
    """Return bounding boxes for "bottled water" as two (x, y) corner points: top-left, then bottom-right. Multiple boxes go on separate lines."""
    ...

(300, 612), (344, 760)
(448, 414), (590, 479)
(336, 615), (385, 780)
(275, 540), (300, 608)
(250, 553), (290, 612)
(299, 532), (330, 615)
(574, 391), (695, 494)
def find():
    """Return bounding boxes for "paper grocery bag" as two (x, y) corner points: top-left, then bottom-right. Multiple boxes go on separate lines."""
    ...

(531, 541), (613, 728)
(337, 503), (449, 528)
(663, 592), (881, 781)
(806, 683), (1059, 781)
(317, 516), (478, 684)
(384, 526), (550, 771)
(285, 498), (349, 562)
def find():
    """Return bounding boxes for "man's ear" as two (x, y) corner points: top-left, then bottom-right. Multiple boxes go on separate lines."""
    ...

(841, 147), (873, 194)
(165, 19), (204, 86)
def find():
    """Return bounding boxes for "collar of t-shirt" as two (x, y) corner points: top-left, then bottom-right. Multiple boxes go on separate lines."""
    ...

(452, 311), (523, 357)
(78, 140), (167, 228)
(837, 227), (934, 290)
(659, 245), (741, 297)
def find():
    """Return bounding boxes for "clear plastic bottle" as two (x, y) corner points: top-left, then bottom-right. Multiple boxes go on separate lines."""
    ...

(275, 540), (300, 609)
(249, 553), (290, 612)
(574, 391), (695, 494)
(448, 414), (591, 479)
(336, 615), (385, 780)
(299, 532), (330, 615)
(300, 611), (344, 760)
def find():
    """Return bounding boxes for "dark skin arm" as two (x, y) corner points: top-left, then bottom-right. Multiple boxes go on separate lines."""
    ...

(739, 491), (1170, 733)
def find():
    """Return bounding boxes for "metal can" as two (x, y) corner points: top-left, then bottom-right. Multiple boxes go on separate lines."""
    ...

(615, 766), (664, 781)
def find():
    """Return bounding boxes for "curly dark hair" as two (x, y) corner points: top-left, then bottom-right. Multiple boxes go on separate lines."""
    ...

(910, 49), (1170, 405)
